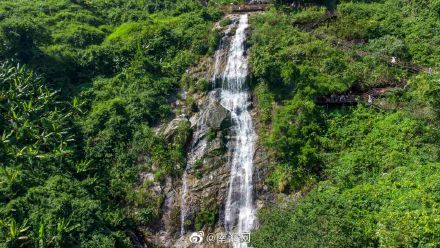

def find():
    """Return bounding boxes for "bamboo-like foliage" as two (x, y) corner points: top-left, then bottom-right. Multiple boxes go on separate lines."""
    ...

(0, 63), (75, 169)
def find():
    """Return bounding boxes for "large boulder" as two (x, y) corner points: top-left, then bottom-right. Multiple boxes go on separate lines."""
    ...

(162, 115), (191, 142)
(203, 101), (231, 130)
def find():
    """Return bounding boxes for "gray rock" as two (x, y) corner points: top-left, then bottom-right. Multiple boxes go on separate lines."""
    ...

(203, 101), (231, 130)
(162, 116), (191, 142)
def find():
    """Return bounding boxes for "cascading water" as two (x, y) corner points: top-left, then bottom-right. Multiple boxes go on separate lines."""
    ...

(180, 14), (256, 247)
(221, 14), (257, 247)
(180, 170), (188, 236)
(212, 19), (235, 87)
(180, 18), (236, 237)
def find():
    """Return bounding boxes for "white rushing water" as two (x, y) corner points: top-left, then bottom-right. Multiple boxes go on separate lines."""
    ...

(212, 18), (235, 88)
(180, 14), (256, 247)
(180, 170), (188, 236)
(180, 17), (237, 237)
(221, 14), (257, 248)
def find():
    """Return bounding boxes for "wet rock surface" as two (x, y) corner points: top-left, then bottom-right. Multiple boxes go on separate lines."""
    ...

(145, 91), (235, 248)
(163, 116), (191, 142)
(204, 101), (231, 130)
(144, 14), (273, 248)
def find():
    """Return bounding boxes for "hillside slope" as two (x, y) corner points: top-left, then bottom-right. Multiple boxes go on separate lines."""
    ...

(248, 1), (440, 247)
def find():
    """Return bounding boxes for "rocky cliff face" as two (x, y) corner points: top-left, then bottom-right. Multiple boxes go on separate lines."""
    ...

(144, 15), (272, 248)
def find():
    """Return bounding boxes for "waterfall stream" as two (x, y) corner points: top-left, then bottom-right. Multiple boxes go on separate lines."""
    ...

(221, 14), (257, 248)
(180, 14), (256, 247)
(180, 170), (188, 236)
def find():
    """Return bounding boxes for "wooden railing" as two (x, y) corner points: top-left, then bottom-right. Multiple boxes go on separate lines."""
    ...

(315, 94), (361, 105)
(315, 85), (405, 106)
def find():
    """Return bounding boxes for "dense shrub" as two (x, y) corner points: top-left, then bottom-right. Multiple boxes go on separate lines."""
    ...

(0, 0), (222, 246)
(249, 1), (439, 247)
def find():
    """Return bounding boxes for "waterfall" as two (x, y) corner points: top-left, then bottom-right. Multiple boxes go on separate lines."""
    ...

(212, 19), (235, 88)
(180, 14), (256, 247)
(221, 14), (257, 248)
(180, 170), (188, 236)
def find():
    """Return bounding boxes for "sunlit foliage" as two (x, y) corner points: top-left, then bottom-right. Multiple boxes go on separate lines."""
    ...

(249, 1), (440, 247)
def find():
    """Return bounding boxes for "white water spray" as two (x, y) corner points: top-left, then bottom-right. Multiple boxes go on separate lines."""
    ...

(221, 14), (257, 248)
(180, 170), (188, 236)
(180, 15), (256, 247)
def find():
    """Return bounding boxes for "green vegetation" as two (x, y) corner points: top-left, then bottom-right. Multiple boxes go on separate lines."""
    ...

(249, 0), (439, 247)
(1, 0), (439, 247)
(0, 0), (221, 246)
(206, 128), (218, 141)
(194, 207), (218, 231)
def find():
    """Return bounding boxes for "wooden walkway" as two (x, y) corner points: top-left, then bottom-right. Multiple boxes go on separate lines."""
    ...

(315, 94), (360, 105)
(315, 86), (402, 106)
